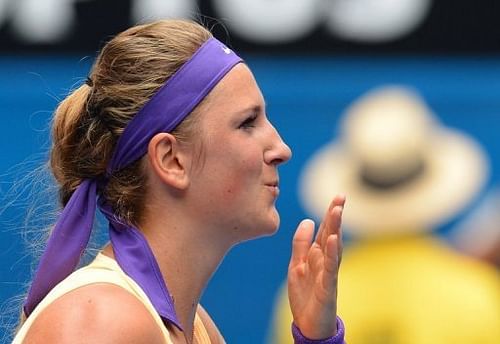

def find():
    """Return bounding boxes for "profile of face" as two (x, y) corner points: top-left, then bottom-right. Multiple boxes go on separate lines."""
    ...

(187, 63), (292, 243)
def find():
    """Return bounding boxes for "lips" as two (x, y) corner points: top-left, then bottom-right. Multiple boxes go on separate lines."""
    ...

(265, 180), (280, 197)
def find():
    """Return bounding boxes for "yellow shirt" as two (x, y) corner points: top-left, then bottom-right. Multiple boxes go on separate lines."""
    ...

(13, 253), (211, 344)
(271, 236), (500, 344)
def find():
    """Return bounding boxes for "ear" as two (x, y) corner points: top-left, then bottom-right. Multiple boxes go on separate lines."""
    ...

(147, 133), (191, 190)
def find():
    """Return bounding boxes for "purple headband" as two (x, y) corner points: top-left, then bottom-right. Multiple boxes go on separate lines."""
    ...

(24, 37), (243, 329)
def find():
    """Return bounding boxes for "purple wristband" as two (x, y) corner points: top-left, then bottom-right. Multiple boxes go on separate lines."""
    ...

(292, 316), (345, 344)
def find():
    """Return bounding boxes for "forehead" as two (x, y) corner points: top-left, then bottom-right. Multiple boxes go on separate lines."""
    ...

(200, 63), (265, 116)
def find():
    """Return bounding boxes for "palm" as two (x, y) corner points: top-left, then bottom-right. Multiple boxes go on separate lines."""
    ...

(287, 195), (345, 339)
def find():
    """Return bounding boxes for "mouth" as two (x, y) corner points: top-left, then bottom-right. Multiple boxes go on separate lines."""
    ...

(265, 181), (280, 197)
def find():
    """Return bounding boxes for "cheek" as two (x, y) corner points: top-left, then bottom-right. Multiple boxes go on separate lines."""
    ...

(216, 153), (263, 202)
(199, 128), (263, 200)
(224, 158), (259, 194)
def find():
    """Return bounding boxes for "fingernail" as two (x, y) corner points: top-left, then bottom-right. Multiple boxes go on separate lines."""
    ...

(303, 218), (315, 226)
(331, 205), (342, 215)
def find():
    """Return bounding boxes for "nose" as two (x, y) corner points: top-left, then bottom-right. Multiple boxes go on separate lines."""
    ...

(264, 123), (292, 166)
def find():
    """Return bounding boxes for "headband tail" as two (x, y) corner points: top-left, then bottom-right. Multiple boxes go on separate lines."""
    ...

(23, 179), (97, 316)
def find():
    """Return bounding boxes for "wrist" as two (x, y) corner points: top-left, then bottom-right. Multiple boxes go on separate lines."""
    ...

(291, 316), (345, 344)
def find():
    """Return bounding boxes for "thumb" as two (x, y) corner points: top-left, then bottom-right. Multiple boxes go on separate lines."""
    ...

(290, 219), (315, 267)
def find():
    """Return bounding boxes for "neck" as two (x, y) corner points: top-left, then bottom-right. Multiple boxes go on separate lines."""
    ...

(137, 211), (232, 341)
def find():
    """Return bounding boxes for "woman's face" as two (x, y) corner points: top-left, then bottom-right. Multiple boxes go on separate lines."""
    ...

(187, 63), (292, 242)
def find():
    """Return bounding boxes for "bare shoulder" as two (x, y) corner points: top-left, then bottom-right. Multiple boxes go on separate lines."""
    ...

(22, 283), (165, 344)
(197, 304), (226, 344)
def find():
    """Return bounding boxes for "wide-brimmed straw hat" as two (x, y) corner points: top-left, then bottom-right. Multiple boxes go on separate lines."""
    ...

(299, 86), (489, 237)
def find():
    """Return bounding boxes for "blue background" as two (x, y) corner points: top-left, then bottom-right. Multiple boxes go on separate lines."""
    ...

(1, 55), (499, 343)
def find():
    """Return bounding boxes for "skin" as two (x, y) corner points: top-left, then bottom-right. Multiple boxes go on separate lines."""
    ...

(21, 63), (344, 343)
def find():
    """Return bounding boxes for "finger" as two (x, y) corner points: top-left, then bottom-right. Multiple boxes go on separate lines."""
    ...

(314, 222), (325, 249)
(325, 195), (345, 243)
(307, 242), (324, 276)
(329, 194), (346, 213)
(319, 204), (345, 256)
(330, 206), (343, 238)
(314, 200), (333, 245)
(323, 206), (344, 262)
(338, 211), (344, 263)
(316, 195), (346, 246)
(322, 234), (340, 294)
(290, 219), (315, 268)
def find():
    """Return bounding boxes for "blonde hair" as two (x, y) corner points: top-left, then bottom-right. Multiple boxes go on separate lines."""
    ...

(51, 19), (212, 225)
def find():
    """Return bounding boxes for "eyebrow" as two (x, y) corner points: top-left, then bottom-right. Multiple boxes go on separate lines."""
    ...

(236, 103), (265, 116)
(241, 97), (267, 114)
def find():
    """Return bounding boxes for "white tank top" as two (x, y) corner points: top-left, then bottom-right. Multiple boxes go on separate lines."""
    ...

(13, 253), (211, 343)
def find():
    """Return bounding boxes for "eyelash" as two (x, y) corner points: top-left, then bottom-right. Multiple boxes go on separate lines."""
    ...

(238, 113), (258, 130)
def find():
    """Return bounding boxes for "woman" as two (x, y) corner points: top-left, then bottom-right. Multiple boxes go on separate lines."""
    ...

(13, 19), (346, 344)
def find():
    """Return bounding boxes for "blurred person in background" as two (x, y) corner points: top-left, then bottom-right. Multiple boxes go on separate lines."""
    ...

(12, 19), (347, 344)
(270, 86), (500, 344)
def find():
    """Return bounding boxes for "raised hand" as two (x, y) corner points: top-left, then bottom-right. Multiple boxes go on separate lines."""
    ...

(287, 195), (345, 339)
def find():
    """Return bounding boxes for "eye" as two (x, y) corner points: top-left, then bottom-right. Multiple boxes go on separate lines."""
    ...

(238, 112), (258, 130)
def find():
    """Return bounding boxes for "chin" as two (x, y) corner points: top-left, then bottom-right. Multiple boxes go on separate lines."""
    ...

(258, 212), (281, 237)
(269, 215), (281, 235)
(238, 214), (281, 243)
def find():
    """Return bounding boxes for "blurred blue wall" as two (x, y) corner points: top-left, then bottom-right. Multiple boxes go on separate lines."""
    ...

(1, 55), (499, 343)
